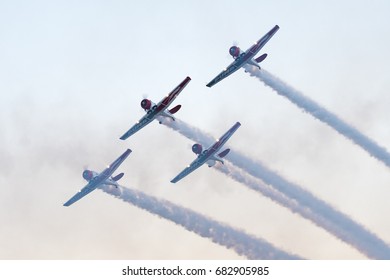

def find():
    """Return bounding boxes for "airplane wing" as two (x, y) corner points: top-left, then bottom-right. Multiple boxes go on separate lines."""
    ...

(206, 25), (279, 88)
(170, 158), (205, 183)
(170, 122), (241, 183)
(63, 149), (131, 206)
(208, 121), (241, 153)
(120, 77), (191, 140)
(242, 25), (279, 58)
(155, 76), (191, 112)
(63, 181), (100, 207)
(206, 60), (242, 88)
(101, 148), (132, 178)
(119, 112), (156, 140)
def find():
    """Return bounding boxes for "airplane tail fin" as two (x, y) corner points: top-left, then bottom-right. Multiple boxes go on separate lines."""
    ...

(218, 148), (230, 158)
(255, 53), (267, 63)
(208, 150), (230, 167)
(169, 104), (181, 114)
(111, 172), (124, 181)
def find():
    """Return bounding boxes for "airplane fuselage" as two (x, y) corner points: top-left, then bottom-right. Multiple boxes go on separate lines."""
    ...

(63, 149), (131, 206)
(194, 122), (241, 167)
(206, 25), (279, 87)
(84, 168), (123, 188)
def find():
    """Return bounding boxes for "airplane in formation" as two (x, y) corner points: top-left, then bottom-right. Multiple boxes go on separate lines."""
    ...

(63, 149), (132, 207)
(120, 76), (191, 140)
(171, 122), (241, 183)
(206, 25), (279, 88)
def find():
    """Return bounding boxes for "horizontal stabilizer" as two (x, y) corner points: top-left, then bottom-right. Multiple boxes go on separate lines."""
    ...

(218, 148), (230, 158)
(169, 104), (181, 114)
(112, 172), (124, 181)
(255, 53), (267, 63)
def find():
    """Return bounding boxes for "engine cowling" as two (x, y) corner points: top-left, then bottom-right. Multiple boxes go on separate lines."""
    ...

(141, 99), (152, 110)
(229, 46), (241, 58)
(82, 170), (94, 181)
(192, 143), (203, 155)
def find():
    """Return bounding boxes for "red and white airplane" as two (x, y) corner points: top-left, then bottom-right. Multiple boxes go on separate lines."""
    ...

(120, 77), (191, 140)
(63, 149), (131, 207)
(171, 122), (241, 183)
(206, 25), (279, 87)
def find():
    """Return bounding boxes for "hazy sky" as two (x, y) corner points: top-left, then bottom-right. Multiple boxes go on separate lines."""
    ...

(1, 0), (390, 259)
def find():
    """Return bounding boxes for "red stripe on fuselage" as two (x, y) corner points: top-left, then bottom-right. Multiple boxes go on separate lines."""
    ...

(156, 77), (191, 112)
(199, 122), (241, 163)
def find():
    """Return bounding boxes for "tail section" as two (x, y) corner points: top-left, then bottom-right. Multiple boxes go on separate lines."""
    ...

(160, 105), (181, 123)
(111, 173), (124, 181)
(169, 104), (181, 115)
(208, 153), (226, 167)
(255, 53), (267, 63)
(218, 148), (230, 158)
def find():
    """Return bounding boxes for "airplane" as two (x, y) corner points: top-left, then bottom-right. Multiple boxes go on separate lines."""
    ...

(206, 25), (279, 88)
(63, 149), (131, 207)
(120, 76), (191, 140)
(171, 122), (241, 183)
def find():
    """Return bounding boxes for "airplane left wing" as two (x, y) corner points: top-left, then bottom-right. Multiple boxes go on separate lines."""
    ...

(63, 149), (131, 207)
(170, 158), (204, 183)
(206, 61), (242, 88)
(63, 181), (99, 207)
(120, 113), (156, 140)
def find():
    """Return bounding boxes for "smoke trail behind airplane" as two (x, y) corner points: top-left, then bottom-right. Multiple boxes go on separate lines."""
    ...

(244, 65), (390, 169)
(159, 116), (390, 259)
(99, 184), (301, 260)
(215, 162), (373, 258)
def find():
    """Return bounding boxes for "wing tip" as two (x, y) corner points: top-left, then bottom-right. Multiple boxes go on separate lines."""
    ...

(180, 76), (191, 86)
(123, 148), (132, 156)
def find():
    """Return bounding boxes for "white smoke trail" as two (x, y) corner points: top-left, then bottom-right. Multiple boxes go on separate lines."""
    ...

(216, 162), (308, 215)
(99, 184), (301, 260)
(215, 163), (370, 257)
(159, 116), (390, 259)
(244, 65), (390, 168)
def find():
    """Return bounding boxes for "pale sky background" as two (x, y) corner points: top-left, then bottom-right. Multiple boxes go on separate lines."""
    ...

(1, 0), (390, 259)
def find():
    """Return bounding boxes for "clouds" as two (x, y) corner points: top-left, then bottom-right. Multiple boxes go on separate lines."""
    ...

(1, 1), (390, 259)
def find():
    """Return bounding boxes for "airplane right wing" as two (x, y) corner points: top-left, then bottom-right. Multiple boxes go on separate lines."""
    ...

(242, 25), (279, 58)
(101, 148), (132, 178)
(155, 76), (191, 112)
